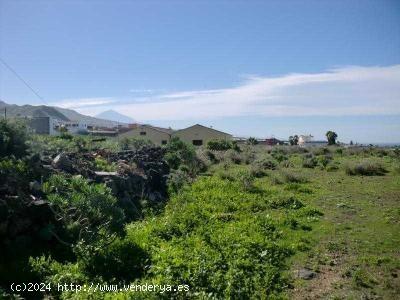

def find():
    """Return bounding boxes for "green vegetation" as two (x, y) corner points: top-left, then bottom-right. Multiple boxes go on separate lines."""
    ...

(1, 122), (399, 299)
(288, 135), (299, 146)
(0, 119), (28, 158)
(207, 139), (240, 151)
(326, 130), (338, 145)
(345, 159), (387, 176)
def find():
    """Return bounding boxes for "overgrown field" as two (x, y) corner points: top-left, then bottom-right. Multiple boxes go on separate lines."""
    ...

(1, 120), (399, 299)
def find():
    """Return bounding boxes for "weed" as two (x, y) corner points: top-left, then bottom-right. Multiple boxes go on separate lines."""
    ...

(345, 160), (387, 176)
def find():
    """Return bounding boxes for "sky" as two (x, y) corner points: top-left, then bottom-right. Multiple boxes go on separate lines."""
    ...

(0, 0), (399, 143)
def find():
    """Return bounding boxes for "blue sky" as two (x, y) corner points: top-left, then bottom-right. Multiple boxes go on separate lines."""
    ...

(1, 0), (399, 143)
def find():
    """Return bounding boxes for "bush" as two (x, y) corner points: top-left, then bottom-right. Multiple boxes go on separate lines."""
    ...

(241, 148), (256, 165)
(78, 238), (148, 283)
(272, 171), (308, 184)
(123, 176), (296, 298)
(271, 148), (288, 163)
(94, 157), (117, 172)
(326, 162), (340, 172)
(237, 169), (255, 191)
(42, 175), (125, 247)
(246, 137), (259, 145)
(269, 196), (304, 209)
(250, 164), (267, 178)
(345, 160), (387, 176)
(311, 147), (330, 156)
(207, 139), (240, 151)
(0, 119), (28, 158)
(317, 154), (333, 168)
(205, 150), (218, 163)
(302, 157), (317, 168)
(119, 137), (153, 150)
(224, 149), (242, 164)
(164, 137), (196, 171)
(167, 169), (192, 194)
(255, 157), (277, 170)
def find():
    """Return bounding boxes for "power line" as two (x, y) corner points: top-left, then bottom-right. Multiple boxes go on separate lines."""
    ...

(0, 57), (47, 104)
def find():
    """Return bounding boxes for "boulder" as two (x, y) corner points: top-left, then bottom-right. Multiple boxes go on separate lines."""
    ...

(296, 268), (316, 280)
(52, 153), (73, 172)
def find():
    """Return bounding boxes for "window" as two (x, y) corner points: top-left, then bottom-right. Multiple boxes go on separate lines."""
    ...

(161, 140), (167, 145)
(192, 140), (203, 146)
(140, 131), (146, 136)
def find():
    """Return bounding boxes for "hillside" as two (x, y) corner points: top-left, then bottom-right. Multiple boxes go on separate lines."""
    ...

(0, 101), (121, 127)
(56, 107), (121, 127)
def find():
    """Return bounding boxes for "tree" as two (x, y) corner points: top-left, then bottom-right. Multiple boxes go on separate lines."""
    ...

(246, 137), (259, 145)
(0, 119), (28, 158)
(326, 131), (338, 145)
(165, 137), (196, 170)
(288, 135), (299, 146)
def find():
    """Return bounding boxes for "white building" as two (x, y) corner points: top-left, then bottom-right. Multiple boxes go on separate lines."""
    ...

(298, 134), (313, 145)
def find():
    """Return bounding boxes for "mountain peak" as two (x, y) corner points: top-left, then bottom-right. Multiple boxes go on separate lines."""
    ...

(95, 110), (136, 124)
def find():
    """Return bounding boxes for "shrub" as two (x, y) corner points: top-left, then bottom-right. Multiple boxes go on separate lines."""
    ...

(317, 154), (333, 168)
(302, 157), (317, 168)
(167, 169), (191, 194)
(393, 164), (400, 175)
(59, 131), (73, 140)
(255, 157), (277, 170)
(124, 176), (295, 298)
(217, 169), (236, 181)
(207, 139), (234, 151)
(224, 149), (242, 164)
(271, 149), (288, 162)
(250, 164), (267, 178)
(336, 148), (343, 155)
(345, 160), (387, 176)
(241, 148), (256, 165)
(205, 150), (218, 163)
(94, 157), (117, 172)
(119, 137), (153, 150)
(326, 162), (340, 172)
(237, 169), (255, 191)
(78, 238), (148, 283)
(42, 175), (125, 247)
(311, 147), (330, 156)
(269, 196), (305, 209)
(280, 160), (293, 168)
(0, 119), (28, 158)
(280, 170), (308, 183)
(73, 136), (88, 152)
(164, 137), (196, 170)
(246, 137), (259, 145)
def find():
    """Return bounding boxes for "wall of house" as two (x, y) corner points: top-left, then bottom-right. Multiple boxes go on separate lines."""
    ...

(172, 125), (232, 146)
(27, 117), (51, 134)
(119, 126), (171, 145)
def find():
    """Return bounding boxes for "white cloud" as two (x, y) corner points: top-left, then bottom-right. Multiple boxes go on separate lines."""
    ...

(70, 65), (400, 121)
(51, 97), (115, 109)
(129, 89), (156, 93)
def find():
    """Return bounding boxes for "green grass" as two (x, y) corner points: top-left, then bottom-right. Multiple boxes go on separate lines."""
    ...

(24, 145), (400, 299)
(109, 150), (399, 299)
(283, 154), (400, 299)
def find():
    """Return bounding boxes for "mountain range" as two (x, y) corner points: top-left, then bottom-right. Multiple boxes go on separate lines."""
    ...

(95, 110), (136, 124)
(0, 100), (123, 127)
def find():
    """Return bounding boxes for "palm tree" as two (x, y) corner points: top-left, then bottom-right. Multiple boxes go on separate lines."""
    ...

(326, 131), (338, 145)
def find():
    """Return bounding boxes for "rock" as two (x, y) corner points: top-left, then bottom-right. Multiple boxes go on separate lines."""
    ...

(29, 181), (41, 192)
(52, 153), (73, 171)
(95, 171), (118, 177)
(296, 268), (316, 280)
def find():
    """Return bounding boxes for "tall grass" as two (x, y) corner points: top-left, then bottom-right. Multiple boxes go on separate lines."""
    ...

(345, 160), (387, 176)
